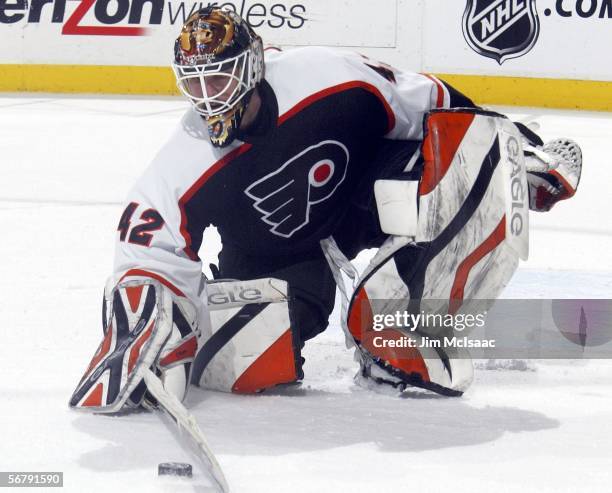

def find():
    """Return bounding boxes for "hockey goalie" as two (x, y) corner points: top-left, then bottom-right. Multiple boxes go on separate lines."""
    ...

(69, 7), (582, 412)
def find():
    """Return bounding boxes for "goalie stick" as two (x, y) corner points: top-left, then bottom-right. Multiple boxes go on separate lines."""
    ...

(143, 369), (230, 493)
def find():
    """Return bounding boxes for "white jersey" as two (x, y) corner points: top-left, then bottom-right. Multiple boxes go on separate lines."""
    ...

(113, 46), (456, 307)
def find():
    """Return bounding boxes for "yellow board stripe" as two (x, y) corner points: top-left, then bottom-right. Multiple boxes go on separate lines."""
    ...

(437, 73), (612, 112)
(1, 64), (611, 111)
(0, 64), (178, 95)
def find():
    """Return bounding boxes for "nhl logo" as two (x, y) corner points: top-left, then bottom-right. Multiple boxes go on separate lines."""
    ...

(462, 0), (540, 64)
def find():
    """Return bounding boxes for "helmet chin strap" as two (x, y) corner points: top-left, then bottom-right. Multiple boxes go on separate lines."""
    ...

(205, 89), (254, 148)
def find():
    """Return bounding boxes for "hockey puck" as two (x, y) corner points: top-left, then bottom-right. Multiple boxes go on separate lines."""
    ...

(158, 462), (193, 477)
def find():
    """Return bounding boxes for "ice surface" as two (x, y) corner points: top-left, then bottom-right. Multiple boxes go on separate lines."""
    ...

(0, 95), (610, 492)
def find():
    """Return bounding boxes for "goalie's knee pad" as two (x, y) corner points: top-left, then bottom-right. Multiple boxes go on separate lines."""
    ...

(69, 276), (198, 412)
(192, 277), (303, 394)
(328, 109), (530, 396)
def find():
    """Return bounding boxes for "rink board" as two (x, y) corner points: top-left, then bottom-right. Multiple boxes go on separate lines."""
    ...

(0, 0), (611, 109)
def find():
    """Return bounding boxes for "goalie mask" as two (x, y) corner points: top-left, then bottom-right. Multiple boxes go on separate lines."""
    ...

(172, 7), (264, 147)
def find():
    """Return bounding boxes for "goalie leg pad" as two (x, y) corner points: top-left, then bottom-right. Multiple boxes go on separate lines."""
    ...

(337, 109), (529, 396)
(193, 278), (303, 393)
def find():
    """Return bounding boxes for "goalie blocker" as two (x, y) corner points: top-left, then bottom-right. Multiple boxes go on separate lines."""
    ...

(326, 108), (529, 396)
(69, 276), (199, 412)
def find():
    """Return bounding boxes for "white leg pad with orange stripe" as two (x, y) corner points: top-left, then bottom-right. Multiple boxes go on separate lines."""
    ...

(192, 277), (302, 393)
(327, 109), (529, 396)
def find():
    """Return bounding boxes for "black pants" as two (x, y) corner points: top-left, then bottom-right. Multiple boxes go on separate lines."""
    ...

(218, 139), (421, 345)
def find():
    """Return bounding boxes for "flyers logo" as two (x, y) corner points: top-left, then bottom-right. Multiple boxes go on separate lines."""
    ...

(245, 140), (349, 238)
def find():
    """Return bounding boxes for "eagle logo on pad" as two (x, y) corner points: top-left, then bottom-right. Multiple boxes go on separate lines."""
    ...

(245, 140), (349, 238)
